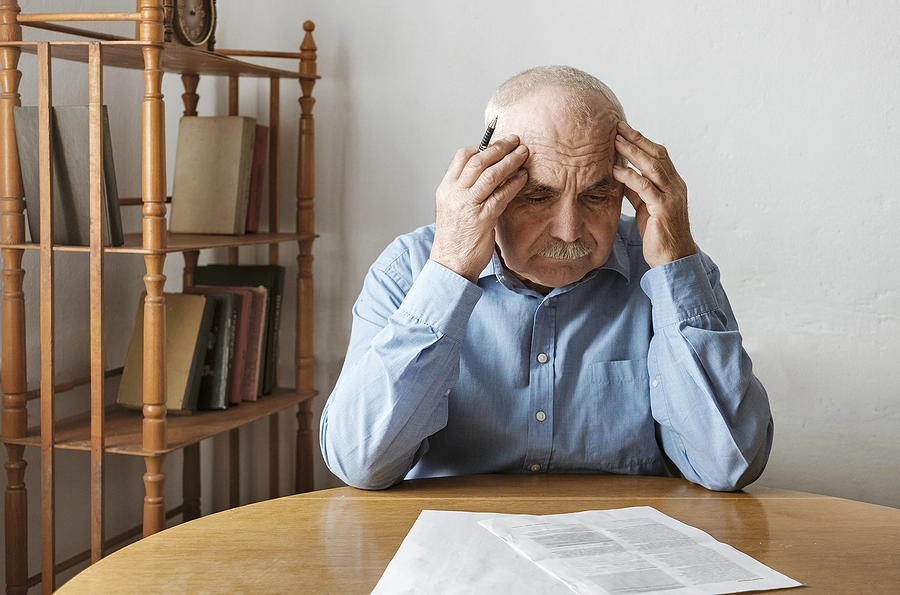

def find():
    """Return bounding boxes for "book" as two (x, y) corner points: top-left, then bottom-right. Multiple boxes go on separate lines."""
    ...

(240, 286), (268, 401)
(186, 285), (265, 403)
(192, 265), (284, 395)
(245, 124), (269, 233)
(14, 105), (125, 246)
(169, 115), (257, 235)
(117, 292), (216, 413)
(190, 291), (238, 410)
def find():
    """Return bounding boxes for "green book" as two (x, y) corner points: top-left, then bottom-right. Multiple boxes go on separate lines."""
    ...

(190, 291), (238, 410)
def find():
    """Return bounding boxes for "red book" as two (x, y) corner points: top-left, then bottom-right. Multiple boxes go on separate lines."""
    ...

(240, 286), (268, 400)
(245, 124), (269, 233)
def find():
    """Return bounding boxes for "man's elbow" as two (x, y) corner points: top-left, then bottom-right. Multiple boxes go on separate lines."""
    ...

(320, 435), (405, 491)
(697, 419), (774, 492)
(333, 467), (402, 491)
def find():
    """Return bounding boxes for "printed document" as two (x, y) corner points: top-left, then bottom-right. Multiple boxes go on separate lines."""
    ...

(372, 507), (800, 595)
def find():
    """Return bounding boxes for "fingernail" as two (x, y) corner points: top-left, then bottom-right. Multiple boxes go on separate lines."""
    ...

(505, 134), (518, 142)
(514, 145), (528, 154)
(615, 134), (626, 143)
(617, 121), (631, 130)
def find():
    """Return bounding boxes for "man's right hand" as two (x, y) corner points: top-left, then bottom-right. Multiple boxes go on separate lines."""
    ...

(430, 135), (529, 283)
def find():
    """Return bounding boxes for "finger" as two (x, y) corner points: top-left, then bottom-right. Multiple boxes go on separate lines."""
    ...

(442, 146), (480, 184)
(483, 168), (528, 214)
(468, 143), (529, 202)
(624, 187), (644, 214)
(458, 134), (523, 187)
(613, 164), (661, 211)
(614, 132), (675, 194)
(616, 121), (670, 164)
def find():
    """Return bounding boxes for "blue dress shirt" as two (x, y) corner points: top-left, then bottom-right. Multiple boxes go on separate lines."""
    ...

(320, 217), (773, 491)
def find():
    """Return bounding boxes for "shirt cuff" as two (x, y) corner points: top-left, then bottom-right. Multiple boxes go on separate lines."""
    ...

(639, 253), (719, 329)
(397, 259), (483, 343)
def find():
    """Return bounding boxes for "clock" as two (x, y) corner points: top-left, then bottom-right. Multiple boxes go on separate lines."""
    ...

(172, 0), (217, 48)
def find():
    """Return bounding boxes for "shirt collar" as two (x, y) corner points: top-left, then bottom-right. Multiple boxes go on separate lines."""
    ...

(478, 233), (631, 288)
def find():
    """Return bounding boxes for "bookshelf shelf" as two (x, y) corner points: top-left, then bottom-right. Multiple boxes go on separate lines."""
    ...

(5, 389), (317, 456)
(1, 39), (315, 79)
(0, 231), (318, 253)
(0, 4), (319, 593)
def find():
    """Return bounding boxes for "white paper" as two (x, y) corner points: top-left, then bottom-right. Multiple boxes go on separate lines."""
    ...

(372, 510), (574, 594)
(479, 507), (801, 595)
(372, 508), (800, 595)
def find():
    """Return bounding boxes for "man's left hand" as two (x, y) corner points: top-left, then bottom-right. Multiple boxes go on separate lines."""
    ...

(612, 121), (696, 268)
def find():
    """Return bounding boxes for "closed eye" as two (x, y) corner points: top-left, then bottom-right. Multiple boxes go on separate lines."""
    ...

(517, 181), (556, 205)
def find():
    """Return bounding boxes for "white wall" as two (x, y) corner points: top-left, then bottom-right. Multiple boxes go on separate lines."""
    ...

(3, 0), (899, 589)
(296, 0), (900, 508)
(296, 0), (900, 506)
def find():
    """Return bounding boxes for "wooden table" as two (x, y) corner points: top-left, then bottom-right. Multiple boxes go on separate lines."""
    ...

(56, 474), (900, 594)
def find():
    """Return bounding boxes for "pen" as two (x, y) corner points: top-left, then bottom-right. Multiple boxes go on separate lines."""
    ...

(478, 116), (498, 152)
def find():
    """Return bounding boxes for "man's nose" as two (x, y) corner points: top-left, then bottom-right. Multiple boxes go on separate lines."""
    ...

(549, 198), (583, 243)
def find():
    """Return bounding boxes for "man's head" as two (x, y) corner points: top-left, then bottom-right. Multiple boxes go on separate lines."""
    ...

(487, 66), (627, 292)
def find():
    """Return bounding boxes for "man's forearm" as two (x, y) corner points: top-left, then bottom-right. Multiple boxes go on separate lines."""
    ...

(320, 324), (460, 489)
(320, 259), (481, 489)
(642, 252), (774, 491)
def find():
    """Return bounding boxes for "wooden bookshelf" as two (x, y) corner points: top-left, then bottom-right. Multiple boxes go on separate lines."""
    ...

(0, 3), (319, 593)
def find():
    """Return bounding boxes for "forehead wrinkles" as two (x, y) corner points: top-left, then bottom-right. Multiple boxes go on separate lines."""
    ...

(524, 137), (615, 191)
(525, 134), (614, 166)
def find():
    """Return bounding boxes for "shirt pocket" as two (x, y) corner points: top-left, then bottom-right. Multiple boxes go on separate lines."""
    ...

(584, 358), (659, 471)
(590, 358), (649, 387)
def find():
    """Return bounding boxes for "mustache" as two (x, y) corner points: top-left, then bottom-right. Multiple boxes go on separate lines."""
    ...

(537, 239), (592, 260)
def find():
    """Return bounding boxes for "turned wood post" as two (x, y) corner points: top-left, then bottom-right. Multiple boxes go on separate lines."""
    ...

(295, 21), (316, 494)
(138, 0), (168, 537)
(0, 2), (28, 592)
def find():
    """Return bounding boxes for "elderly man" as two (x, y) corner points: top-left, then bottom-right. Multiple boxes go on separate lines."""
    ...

(320, 65), (773, 492)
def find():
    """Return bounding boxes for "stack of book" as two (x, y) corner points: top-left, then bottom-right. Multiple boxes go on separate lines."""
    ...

(14, 105), (125, 246)
(116, 264), (285, 413)
(169, 116), (269, 236)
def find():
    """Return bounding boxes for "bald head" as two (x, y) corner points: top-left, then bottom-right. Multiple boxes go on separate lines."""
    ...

(485, 65), (627, 129)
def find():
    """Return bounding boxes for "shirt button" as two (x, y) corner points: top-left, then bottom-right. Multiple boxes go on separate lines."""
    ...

(535, 411), (547, 422)
(537, 353), (549, 364)
(651, 379), (659, 388)
(543, 299), (551, 307)
(530, 463), (541, 472)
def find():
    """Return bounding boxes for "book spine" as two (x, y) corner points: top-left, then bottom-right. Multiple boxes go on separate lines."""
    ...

(232, 118), (257, 234)
(242, 288), (266, 401)
(222, 297), (238, 405)
(245, 125), (268, 233)
(227, 292), (249, 405)
(183, 298), (217, 412)
(262, 268), (285, 394)
(101, 106), (125, 246)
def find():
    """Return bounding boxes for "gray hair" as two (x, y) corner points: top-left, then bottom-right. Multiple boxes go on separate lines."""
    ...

(484, 65), (627, 128)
